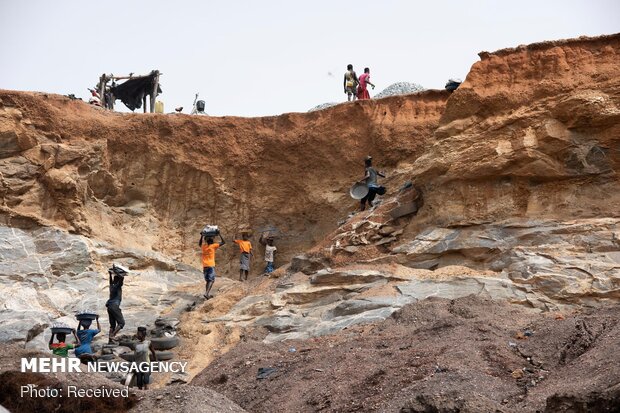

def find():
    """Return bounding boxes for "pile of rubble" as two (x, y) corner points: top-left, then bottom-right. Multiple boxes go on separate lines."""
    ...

(374, 81), (425, 98)
(308, 81), (424, 112)
(308, 102), (338, 112)
(95, 317), (185, 386)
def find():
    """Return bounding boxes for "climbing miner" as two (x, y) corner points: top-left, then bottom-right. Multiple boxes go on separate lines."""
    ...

(199, 230), (226, 299)
(359, 155), (386, 211)
(106, 264), (129, 341)
(234, 231), (253, 281)
(344, 64), (359, 102)
(357, 67), (375, 100)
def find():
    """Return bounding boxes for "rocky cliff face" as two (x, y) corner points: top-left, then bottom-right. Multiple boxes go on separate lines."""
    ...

(303, 32), (620, 312)
(0, 89), (449, 269)
(415, 33), (620, 225)
(0, 33), (618, 395)
(0, 84), (448, 347)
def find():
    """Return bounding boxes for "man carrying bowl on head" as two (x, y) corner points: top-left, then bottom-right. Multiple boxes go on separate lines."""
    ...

(75, 312), (101, 362)
(106, 264), (129, 342)
(49, 324), (80, 357)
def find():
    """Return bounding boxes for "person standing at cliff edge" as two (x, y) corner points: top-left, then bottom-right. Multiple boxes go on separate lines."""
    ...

(199, 230), (226, 299)
(234, 232), (253, 281)
(357, 67), (375, 100)
(344, 64), (359, 102)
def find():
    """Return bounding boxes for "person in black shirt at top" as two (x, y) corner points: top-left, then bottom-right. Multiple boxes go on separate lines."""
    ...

(106, 264), (129, 341)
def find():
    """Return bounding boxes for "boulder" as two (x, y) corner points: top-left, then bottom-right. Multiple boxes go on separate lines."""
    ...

(389, 202), (419, 219)
(290, 254), (330, 275)
(378, 226), (396, 236)
(0, 130), (21, 158)
(112, 346), (132, 356)
(375, 237), (397, 246)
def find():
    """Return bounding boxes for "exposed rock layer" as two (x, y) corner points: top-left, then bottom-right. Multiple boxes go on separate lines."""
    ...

(0, 34), (619, 389)
(0, 89), (449, 274)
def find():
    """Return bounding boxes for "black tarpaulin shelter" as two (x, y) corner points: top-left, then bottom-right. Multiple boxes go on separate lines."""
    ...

(111, 73), (162, 111)
(97, 70), (161, 112)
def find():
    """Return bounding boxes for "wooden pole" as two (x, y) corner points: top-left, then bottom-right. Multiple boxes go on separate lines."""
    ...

(98, 74), (106, 109)
(110, 72), (162, 81)
(150, 70), (159, 113)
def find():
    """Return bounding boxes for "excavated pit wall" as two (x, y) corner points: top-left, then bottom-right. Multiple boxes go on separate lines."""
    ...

(0, 89), (449, 272)
(1, 34), (619, 351)
(306, 34), (619, 315)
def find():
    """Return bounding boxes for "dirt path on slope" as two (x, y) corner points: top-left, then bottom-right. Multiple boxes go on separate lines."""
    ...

(170, 274), (277, 381)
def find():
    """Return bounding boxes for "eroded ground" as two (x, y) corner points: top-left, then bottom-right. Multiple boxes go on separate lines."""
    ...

(193, 296), (620, 413)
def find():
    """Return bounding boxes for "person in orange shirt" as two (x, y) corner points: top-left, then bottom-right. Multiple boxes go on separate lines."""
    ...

(199, 231), (226, 299)
(233, 232), (253, 281)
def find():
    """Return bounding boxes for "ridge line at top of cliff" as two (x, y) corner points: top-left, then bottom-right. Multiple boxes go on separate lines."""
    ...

(2, 32), (618, 120)
(478, 32), (620, 60)
(0, 88), (450, 122)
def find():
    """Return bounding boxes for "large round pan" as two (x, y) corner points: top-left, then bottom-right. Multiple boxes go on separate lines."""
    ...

(350, 182), (369, 200)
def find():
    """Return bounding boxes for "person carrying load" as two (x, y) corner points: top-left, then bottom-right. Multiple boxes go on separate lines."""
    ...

(106, 264), (129, 341)
(49, 324), (81, 357)
(234, 231), (253, 281)
(359, 155), (386, 211)
(74, 312), (101, 363)
(199, 225), (226, 299)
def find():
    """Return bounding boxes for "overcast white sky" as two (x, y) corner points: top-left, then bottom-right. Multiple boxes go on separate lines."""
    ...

(0, 0), (618, 117)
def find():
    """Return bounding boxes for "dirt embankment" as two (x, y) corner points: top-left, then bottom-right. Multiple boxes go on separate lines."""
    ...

(410, 33), (620, 228)
(187, 34), (620, 413)
(0, 89), (448, 275)
(192, 296), (620, 413)
(1, 35), (618, 276)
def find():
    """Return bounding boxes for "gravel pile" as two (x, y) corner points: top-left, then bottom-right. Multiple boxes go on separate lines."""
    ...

(308, 102), (338, 112)
(309, 81), (425, 112)
(373, 81), (425, 98)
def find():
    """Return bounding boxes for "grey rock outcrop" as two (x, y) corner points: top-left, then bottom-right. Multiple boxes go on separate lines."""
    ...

(392, 218), (620, 306)
(0, 224), (201, 349)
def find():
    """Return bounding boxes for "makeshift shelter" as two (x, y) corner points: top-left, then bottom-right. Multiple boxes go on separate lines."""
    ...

(97, 70), (162, 112)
